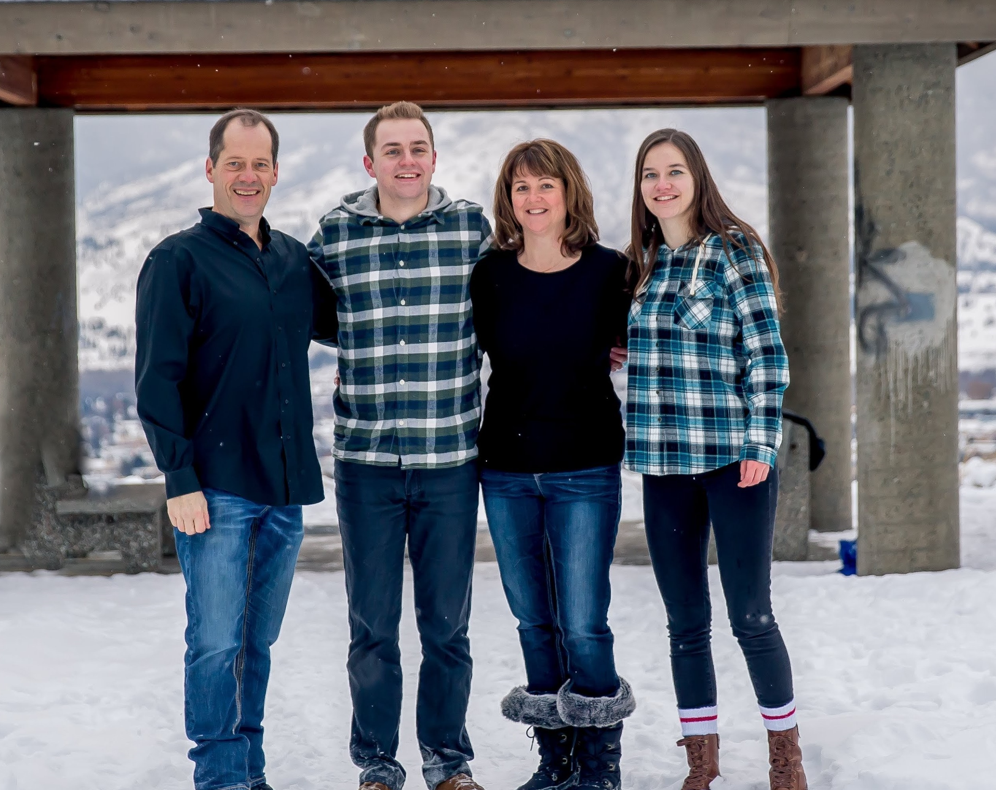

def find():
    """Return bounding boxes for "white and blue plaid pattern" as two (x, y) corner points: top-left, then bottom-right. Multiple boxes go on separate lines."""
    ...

(625, 232), (789, 476)
(310, 195), (493, 468)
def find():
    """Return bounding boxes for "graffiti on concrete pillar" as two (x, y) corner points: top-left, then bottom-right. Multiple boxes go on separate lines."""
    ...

(854, 200), (956, 412)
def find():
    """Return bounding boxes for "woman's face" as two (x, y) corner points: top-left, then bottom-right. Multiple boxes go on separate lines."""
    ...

(511, 170), (568, 237)
(640, 142), (695, 226)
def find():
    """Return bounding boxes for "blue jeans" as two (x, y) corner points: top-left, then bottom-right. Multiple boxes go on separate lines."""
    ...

(480, 465), (622, 698)
(174, 488), (304, 790)
(333, 459), (479, 790)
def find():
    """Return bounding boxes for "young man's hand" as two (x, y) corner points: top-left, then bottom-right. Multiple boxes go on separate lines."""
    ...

(609, 346), (628, 371)
(168, 491), (212, 535)
(738, 460), (770, 488)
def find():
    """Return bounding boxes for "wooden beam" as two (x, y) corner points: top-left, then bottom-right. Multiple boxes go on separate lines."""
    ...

(957, 41), (996, 65)
(33, 49), (801, 111)
(801, 45), (853, 96)
(0, 56), (37, 106)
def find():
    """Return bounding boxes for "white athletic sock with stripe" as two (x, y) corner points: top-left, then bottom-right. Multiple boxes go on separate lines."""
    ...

(759, 700), (797, 731)
(678, 705), (718, 736)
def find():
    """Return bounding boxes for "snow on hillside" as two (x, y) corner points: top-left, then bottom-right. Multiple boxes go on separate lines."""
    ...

(76, 108), (996, 374)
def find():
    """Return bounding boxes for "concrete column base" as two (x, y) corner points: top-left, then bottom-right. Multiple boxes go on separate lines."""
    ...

(0, 108), (82, 552)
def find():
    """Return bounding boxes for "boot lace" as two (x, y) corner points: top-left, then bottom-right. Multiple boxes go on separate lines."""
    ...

(676, 737), (716, 790)
(768, 735), (800, 790)
(442, 775), (483, 790)
(577, 738), (619, 789)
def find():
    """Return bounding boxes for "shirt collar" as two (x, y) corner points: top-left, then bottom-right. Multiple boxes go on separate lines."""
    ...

(198, 207), (273, 248)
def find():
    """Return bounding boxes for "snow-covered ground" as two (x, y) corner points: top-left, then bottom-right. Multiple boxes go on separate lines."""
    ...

(1, 487), (995, 790)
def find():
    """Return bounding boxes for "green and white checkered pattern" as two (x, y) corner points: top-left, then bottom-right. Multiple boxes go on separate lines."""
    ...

(309, 187), (493, 468)
(625, 232), (789, 476)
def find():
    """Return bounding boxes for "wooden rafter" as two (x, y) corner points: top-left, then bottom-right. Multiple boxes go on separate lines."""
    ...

(0, 56), (37, 106)
(32, 49), (801, 111)
(801, 46), (853, 96)
(957, 42), (996, 65)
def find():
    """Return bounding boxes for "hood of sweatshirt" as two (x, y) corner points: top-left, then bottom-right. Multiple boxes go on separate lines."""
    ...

(337, 184), (454, 220)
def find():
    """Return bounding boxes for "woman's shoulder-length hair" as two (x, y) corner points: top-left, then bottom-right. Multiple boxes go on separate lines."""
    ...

(492, 138), (599, 257)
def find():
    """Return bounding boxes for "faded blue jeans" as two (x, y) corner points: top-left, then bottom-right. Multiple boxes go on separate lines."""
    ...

(480, 465), (622, 698)
(174, 487), (304, 790)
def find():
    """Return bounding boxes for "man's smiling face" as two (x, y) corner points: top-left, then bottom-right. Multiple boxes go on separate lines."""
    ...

(206, 120), (278, 228)
(363, 118), (436, 206)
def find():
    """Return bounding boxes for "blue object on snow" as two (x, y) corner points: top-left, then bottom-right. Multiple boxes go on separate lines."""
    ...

(839, 539), (857, 576)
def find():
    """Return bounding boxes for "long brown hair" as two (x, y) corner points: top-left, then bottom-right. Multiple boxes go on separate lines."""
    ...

(492, 139), (599, 258)
(627, 129), (781, 310)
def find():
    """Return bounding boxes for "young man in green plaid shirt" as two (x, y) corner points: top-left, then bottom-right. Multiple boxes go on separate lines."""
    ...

(309, 102), (492, 790)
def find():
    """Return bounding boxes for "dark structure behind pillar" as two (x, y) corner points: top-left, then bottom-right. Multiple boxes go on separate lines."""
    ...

(767, 97), (852, 534)
(0, 108), (82, 553)
(852, 44), (960, 575)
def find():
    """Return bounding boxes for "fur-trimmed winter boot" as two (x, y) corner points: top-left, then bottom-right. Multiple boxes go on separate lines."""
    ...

(767, 726), (807, 790)
(676, 734), (720, 790)
(556, 680), (635, 790)
(556, 679), (636, 729)
(574, 723), (623, 790)
(502, 687), (579, 790)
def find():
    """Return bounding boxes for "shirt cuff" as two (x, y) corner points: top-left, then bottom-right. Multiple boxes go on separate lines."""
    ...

(165, 466), (201, 499)
(740, 444), (777, 468)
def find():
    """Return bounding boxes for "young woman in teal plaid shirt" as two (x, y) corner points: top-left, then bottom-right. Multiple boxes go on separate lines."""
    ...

(625, 129), (807, 790)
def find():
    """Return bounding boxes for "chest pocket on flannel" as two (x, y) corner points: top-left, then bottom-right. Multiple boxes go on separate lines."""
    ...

(674, 279), (719, 332)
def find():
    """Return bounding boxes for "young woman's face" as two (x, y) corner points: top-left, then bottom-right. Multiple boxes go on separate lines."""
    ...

(511, 170), (568, 237)
(640, 142), (695, 225)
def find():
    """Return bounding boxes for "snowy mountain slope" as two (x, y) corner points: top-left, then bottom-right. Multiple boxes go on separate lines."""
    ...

(76, 108), (767, 371)
(75, 107), (996, 374)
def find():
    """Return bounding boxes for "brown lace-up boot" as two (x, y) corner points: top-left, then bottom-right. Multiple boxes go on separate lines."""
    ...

(436, 774), (485, 790)
(767, 727), (808, 790)
(676, 734), (720, 790)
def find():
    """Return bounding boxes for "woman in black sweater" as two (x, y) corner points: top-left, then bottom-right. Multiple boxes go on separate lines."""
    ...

(470, 140), (636, 790)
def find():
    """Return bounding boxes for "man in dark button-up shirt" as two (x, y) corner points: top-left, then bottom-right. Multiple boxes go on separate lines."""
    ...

(135, 109), (336, 790)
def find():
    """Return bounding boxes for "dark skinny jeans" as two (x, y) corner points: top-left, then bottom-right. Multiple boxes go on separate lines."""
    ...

(642, 462), (794, 710)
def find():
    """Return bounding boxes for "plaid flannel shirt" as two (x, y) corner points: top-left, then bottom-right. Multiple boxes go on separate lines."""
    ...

(625, 231), (789, 476)
(309, 185), (493, 468)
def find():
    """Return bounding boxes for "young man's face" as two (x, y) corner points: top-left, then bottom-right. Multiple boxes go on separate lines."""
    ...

(206, 121), (278, 227)
(363, 118), (436, 205)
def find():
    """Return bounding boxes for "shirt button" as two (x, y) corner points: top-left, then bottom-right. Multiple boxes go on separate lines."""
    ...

(284, 399), (289, 404)
(399, 379), (406, 386)
(399, 260), (405, 267)
(399, 420), (405, 426)
(399, 339), (406, 346)
(281, 362), (286, 368)
(400, 299), (406, 306)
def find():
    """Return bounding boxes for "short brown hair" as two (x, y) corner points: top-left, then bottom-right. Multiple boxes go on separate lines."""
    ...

(209, 109), (279, 165)
(363, 101), (435, 158)
(492, 139), (599, 257)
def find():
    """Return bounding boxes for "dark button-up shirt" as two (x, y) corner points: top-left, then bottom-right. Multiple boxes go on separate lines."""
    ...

(136, 208), (337, 506)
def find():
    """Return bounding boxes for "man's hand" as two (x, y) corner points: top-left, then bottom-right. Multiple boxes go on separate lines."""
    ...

(609, 345), (628, 372)
(738, 460), (770, 488)
(168, 491), (211, 535)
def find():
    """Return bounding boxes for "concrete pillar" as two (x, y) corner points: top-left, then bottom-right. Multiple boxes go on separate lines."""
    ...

(767, 97), (852, 534)
(852, 44), (959, 575)
(0, 108), (82, 553)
